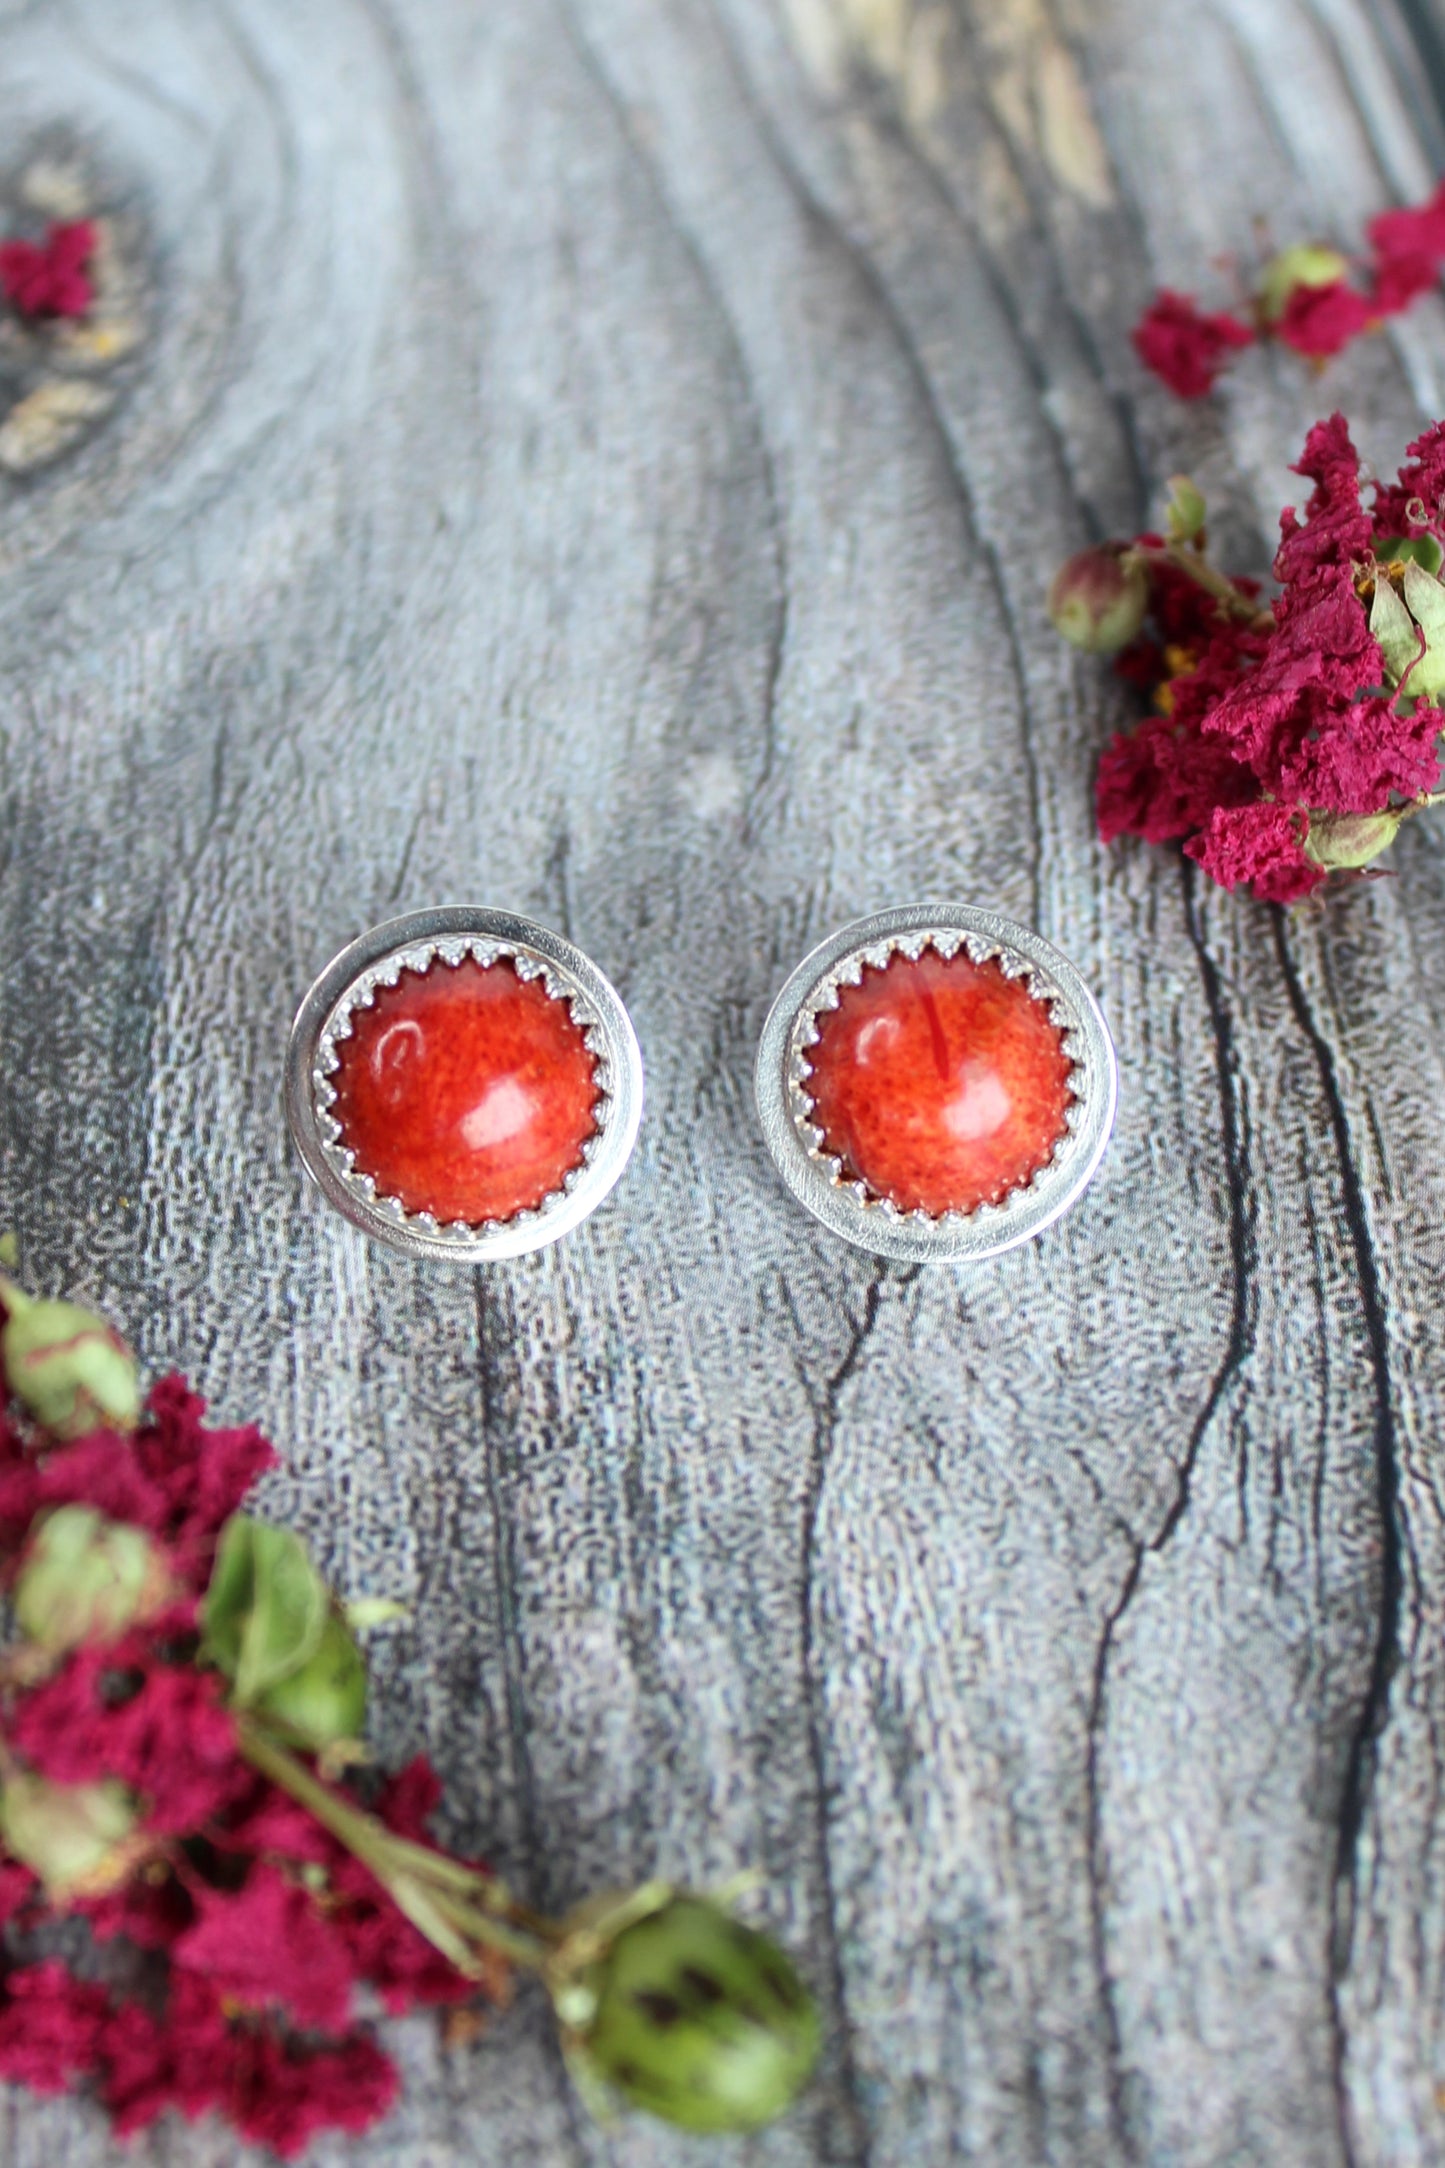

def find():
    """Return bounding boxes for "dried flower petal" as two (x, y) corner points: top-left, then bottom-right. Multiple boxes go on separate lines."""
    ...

(1132, 290), (1255, 399)
(10, 1639), (244, 1833)
(1184, 802), (1326, 903)
(0, 1961), (108, 2094)
(172, 1860), (358, 2031)
(1274, 279), (1373, 359)
(0, 220), (95, 319)
(1257, 244), (1352, 325)
(1062, 411), (1445, 898)
(1368, 181), (1445, 314)
(1133, 181), (1445, 398)
(98, 1970), (399, 2156)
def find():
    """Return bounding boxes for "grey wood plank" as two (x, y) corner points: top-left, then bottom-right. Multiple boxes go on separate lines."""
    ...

(1, 1), (1444, 2164)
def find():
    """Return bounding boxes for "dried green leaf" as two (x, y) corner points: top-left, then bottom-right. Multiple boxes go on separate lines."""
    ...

(203, 1514), (329, 1707)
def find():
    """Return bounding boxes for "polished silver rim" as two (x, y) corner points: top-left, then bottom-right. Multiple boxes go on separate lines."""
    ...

(285, 907), (644, 1262)
(755, 904), (1117, 1263)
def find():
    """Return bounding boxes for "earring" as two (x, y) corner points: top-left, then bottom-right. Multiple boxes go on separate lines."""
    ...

(285, 907), (643, 1261)
(754, 904), (1116, 1262)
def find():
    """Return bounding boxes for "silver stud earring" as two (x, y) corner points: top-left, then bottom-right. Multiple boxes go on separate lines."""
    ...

(755, 903), (1116, 1262)
(286, 907), (643, 1261)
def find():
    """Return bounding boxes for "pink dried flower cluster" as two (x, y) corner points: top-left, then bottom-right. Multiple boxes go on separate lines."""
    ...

(1133, 181), (1445, 397)
(0, 220), (95, 321)
(1077, 416), (1445, 901)
(0, 1377), (497, 2158)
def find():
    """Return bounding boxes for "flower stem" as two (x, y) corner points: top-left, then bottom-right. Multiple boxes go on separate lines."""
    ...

(1129, 541), (1275, 632)
(236, 1717), (554, 1971)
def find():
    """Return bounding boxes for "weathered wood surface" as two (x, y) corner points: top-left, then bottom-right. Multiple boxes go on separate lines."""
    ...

(5, 0), (1445, 2161)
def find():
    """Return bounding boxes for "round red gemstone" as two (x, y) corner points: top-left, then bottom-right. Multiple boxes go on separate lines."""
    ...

(804, 946), (1074, 1217)
(328, 955), (600, 1225)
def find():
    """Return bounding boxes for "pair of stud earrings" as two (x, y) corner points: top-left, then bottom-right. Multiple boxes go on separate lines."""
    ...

(284, 902), (1117, 1267)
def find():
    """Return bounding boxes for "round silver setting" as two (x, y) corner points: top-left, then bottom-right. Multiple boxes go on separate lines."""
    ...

(285, 907), (643, 1262)
(755, 904), (1117, 1264)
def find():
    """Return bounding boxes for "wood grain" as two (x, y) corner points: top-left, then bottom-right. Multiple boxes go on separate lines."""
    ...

(3, 0), (1445, 2161)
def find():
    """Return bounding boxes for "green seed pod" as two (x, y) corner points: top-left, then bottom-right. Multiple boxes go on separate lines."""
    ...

(0, 1280), (141, 1439)
(0, 1771), (140, 1901)
(564, 1892), (820, 2134)
(1047, 545), (1148, 655)
(13, 1504), (170, 1652)
(1304, 807), (1408, 872)
(256, 1611), (367, 1747)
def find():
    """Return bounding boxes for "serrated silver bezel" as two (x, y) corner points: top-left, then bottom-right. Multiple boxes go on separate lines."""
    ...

(754, 904), (1117, 1263)
(285, 907), (644, 1262)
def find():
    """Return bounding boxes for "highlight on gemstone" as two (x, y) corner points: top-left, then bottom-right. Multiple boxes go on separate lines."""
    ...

(800, 945), (1074, 1218)
(326, 952), (601, 1226)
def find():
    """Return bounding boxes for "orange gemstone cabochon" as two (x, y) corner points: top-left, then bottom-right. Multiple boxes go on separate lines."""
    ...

(805, 946), (1074, 1217)
(329, 955), (600, 1226)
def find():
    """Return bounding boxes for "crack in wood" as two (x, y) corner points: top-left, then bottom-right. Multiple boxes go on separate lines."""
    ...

(1272, 917), (1404, 2168)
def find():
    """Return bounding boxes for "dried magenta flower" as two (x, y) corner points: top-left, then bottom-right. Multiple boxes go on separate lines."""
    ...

(0, 1277), (820, 2156)
(1131, 289), (1255, 399)
(1134, 179), (1445, 398)
(1050, 416), (1445, 900)
(0, 219), (96, 320)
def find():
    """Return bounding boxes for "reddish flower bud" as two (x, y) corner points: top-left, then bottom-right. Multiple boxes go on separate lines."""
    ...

(1047, 546), (1148, 655)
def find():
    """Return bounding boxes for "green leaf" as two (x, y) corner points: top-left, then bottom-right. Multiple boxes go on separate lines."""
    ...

(203, 1514), (329, 1708)
(257, 1612), (367, 1747)
(1374, 533), (1445, 576)
(1164, 475), (1207, 544)
(1370, 576), (1422, 688)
